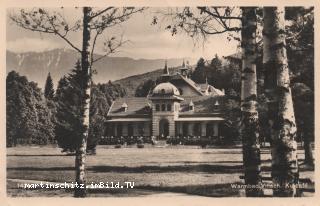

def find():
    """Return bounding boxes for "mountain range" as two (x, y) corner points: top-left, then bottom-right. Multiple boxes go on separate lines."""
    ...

(6, 48), (196, 88)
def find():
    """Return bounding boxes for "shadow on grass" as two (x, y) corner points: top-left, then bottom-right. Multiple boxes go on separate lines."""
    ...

(7, 154), (71, 157)
(90, 164), (244, 174)
(8, 164), (243, 174)
(88, 183), (242, 197)
(8, 160), (314, 174)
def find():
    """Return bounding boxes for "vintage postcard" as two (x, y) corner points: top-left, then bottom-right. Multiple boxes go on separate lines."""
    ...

(2, 0), (318, 205)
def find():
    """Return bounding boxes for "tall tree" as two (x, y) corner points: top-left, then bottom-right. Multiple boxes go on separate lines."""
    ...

(286, 7), (314, 166)
(6, 71), (54, 146)
(55, 61), (83, 153)
(263, 7), (299, 197)
(154, 7), (263, 197)
(44, 72), (55, 100)
(10, 7), (144, 197)
(240, 7), (262, 197)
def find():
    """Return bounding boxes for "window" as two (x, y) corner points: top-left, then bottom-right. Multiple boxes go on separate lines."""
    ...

(161, 89), (165, 94)
(189, 105), (194, 111)
(183, 123), (188, 136)
(128, 124), (134, 137)
(138, 124), (144, 136)
(193, 123), (201, 136)
(161, 104), (166, 111)
(117, 124), (123, 137)
(156, 104), (160, 111)
(178, 88), (183, 95)
(167, 104), (171, 111)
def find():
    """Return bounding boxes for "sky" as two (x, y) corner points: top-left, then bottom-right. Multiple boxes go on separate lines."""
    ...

(6, 7), (240, 60)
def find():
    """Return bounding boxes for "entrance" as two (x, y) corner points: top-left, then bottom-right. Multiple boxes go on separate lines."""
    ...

(159, 119), (169, 138)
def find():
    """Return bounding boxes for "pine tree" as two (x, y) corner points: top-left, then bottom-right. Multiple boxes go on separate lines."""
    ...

(44, 72), (55, 100)
(55, 61), (83, 152)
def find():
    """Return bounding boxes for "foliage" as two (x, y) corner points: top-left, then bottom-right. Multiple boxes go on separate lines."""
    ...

(44, 72), (55, 100)
(135, 79), (156, 97)
(55, 61), (126, 152)
(6, 71), (55, 146)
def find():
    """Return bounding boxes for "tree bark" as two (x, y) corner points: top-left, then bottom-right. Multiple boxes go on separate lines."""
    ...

(263, 7), (299, 197)
(240, 7), (262, 197)
(74, 7), (92, 198)
(303, 132), (314, 166)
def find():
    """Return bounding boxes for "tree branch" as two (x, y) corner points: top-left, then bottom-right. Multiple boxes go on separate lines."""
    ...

(90, 29), (102, 65)
(197, 7), (241, 20)
(9, 9), (81, 53)
(92, 35), (128, 63)
(90, 7), (114, 20)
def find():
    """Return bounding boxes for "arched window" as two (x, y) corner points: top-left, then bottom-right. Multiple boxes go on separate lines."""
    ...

(167, 104), (171, 111)
(161, 104), (166, 111)
(159, 119), (169, 138)
(161, 89), (165, 94)
(156, 104), (160, 111)
(178, 88), (183, 95)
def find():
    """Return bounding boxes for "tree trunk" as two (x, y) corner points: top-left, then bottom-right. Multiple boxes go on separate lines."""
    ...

(74, 7), (92, 198)
(240, 7), (262, 197)
(263, 7), (299, 197)
(303, 132), (314, 166)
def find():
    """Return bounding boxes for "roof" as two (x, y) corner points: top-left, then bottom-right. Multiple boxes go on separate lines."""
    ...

(179, 75), (205, 96)
(179, 96), (224, 116)
(198, 83), (208, 92)
(107, 96), (224, 118)
(152, 82), (180, 96)
(208, 85), (225, 96)
(176, 117), (224, 121)
(107, 97), (151, 117)
(106, 118), (151, 122)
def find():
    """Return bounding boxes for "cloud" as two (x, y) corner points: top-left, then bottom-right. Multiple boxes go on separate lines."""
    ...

(7, 37), (63, 53)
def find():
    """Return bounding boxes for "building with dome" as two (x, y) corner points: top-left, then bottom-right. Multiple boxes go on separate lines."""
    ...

(105, 61), (226, 140)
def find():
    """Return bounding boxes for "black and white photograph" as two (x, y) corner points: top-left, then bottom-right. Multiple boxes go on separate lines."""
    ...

(4, 1), (317, 203)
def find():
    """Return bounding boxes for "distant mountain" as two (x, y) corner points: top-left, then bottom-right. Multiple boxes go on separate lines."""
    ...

(6, 48), (196, 88)
(114, 66), (184, 97)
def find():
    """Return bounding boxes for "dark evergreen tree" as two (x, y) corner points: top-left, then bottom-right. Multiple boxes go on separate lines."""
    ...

(55, 61), (126, 153)
(55, 61), (83, 152)
(210, 54), (222, 69)
(44, 72), (55, 100)
(6, 71), (54, 146)
(135, 79), (156, 97)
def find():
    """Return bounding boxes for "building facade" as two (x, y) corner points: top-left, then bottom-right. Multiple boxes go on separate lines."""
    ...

(105, 62), (225, 140)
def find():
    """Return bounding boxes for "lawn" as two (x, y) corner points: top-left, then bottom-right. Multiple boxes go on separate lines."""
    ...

(6, 145), (314, 197)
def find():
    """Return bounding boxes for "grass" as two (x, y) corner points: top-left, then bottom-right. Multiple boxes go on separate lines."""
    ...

(7, 145), (314, 197)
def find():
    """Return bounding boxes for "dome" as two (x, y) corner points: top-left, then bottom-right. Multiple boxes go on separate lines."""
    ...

(152, 82), (180, 96)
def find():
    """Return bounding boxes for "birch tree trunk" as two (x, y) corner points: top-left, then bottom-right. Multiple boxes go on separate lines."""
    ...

(74, 7), (92, 197)
(240, 7), (262, 197)
(263, 7), (299, 197)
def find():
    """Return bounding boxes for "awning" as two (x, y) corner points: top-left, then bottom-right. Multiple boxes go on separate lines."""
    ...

(106, 118), (151, 122)
(176, 117), (224, 121)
